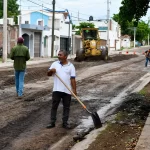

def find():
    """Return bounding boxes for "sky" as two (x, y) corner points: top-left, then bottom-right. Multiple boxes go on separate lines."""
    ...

(20, 0), (150, 23)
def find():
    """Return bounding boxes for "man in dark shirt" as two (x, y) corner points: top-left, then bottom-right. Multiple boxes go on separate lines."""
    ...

(145, 49), (150, 67)
(10, 37), (30, 98)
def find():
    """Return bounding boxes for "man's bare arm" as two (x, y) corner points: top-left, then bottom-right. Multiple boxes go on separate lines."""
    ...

(47, 68), (56, 76)
(71, 78), (77, 95)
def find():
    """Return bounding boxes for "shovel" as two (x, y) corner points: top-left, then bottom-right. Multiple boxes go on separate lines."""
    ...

(55, 74), (102, 129)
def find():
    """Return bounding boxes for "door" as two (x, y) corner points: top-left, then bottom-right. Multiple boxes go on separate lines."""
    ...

(34, 32), (41, 57)
(22, 34), (29, 48)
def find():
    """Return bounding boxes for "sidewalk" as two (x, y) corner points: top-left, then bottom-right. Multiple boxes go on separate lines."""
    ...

(135, 114), (150, 150)
(0, 54), (76, 68)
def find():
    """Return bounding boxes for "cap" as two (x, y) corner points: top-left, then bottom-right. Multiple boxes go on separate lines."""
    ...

(17, 37), (24, 43)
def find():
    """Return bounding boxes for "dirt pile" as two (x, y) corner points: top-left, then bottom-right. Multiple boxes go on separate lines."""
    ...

(86, 92), (150, 150)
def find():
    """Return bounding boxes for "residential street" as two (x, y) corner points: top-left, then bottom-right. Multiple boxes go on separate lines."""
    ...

(0, 47), (149, 150)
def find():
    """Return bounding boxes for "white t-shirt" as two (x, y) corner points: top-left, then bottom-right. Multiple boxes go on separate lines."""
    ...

(49, 61), (76, 95)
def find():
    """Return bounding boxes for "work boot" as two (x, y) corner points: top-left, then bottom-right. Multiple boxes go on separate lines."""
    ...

(46, 123), (55, 128)
(62, 123), (71, 129)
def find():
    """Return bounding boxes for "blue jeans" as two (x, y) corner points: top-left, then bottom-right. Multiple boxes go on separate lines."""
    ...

(145, 57), (150, 67)
(15, 70), (25, 96)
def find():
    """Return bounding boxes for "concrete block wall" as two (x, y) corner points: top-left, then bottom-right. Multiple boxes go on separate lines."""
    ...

(0, 25), (19, 54)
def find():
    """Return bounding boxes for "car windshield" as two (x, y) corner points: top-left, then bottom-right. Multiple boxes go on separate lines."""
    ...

(82, 30), (97, 40)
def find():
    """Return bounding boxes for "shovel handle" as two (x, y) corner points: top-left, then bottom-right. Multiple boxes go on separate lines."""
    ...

(55, 74), (87, 110)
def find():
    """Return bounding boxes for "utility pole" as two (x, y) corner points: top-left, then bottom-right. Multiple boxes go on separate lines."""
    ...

(148, 34), (149, 45)
(68, 14), (71, 53)
(42, 0), (43, 26)
(133, 27), (136, 48)
(2, 0), (7, 63)
(51, 0), (55, 58)
(19, 0), (22, 36)
(107, 0), (110, 52)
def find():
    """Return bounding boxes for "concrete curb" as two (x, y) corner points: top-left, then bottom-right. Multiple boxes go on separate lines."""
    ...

(135, 114), (150, 150)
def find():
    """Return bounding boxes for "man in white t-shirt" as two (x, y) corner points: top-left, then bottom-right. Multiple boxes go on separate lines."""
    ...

(47, 50), (77, 129)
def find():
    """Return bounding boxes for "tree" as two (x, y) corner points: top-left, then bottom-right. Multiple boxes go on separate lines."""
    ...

(135, 21), (150, 41)
(112, 14), (150, 41)
(0, 0), (19, 24)
(75, 22), (95, 35)
(119, 0), (149, 26)
(112, 14), (119, 23)
(72, 24), (76, 30)
(112, 13), (131, 35)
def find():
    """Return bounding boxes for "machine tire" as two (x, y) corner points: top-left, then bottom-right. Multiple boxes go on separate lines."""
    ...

(101, 46), (108, 60)
(74, 49), (85, 62)
(101, 50), (108, 60)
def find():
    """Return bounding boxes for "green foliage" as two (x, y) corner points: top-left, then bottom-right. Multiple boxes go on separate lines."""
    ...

(75, 22), (95, 35)
(0, 0), (19, 24)
(112, 14), (119, 23)
(139, 89), (146, 96)
(72, 24), (76, 30)
(112, 12), (150, 41)
(127, 21), (150, 41)
(119, 0), (149, 25)
(136, 21), (149, 41)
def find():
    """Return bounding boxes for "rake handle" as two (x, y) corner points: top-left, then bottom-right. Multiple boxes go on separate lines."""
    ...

(55, 74), (88, 111)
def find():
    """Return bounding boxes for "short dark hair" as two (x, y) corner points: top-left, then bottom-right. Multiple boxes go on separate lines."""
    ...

(59, 50), (69, 57)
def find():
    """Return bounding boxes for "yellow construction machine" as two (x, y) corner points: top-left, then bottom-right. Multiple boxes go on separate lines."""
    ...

(74, 28), (108, 61)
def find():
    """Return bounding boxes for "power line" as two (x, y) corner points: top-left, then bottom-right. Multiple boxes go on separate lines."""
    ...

(26, 0), (52, 10)
(24, 0), (89, 21)
(35, 0), (92, 17)
(25, 0), (98, 19)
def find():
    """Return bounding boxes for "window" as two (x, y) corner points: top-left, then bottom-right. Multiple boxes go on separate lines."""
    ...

(25, 21), (29, 24)
(38, 20), (43, 26)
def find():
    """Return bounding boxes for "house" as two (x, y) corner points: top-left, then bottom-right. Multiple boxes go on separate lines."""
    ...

(120, 35), (131, 48)
(19, 9), (72, 58)
(73, 17), (121, 52)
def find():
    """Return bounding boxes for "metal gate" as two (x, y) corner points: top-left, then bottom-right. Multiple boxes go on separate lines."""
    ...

(60, 37), (69, 51)
(34, 32), (41, 57)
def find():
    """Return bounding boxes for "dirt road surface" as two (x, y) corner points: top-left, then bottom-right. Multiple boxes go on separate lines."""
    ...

(0, 53), (148, 150)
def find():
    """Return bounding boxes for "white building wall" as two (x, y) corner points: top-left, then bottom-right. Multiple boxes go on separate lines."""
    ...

(99, 31), (107, 40)
(116, 40), (121, 50)
(121, 38), (130, 48)
(21, 13), (30, 24)
(59, 15), (72, 37)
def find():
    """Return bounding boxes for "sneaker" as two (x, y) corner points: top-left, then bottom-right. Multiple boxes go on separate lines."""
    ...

(46, 123), (55, 128)
(62, 123), (71, 129)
